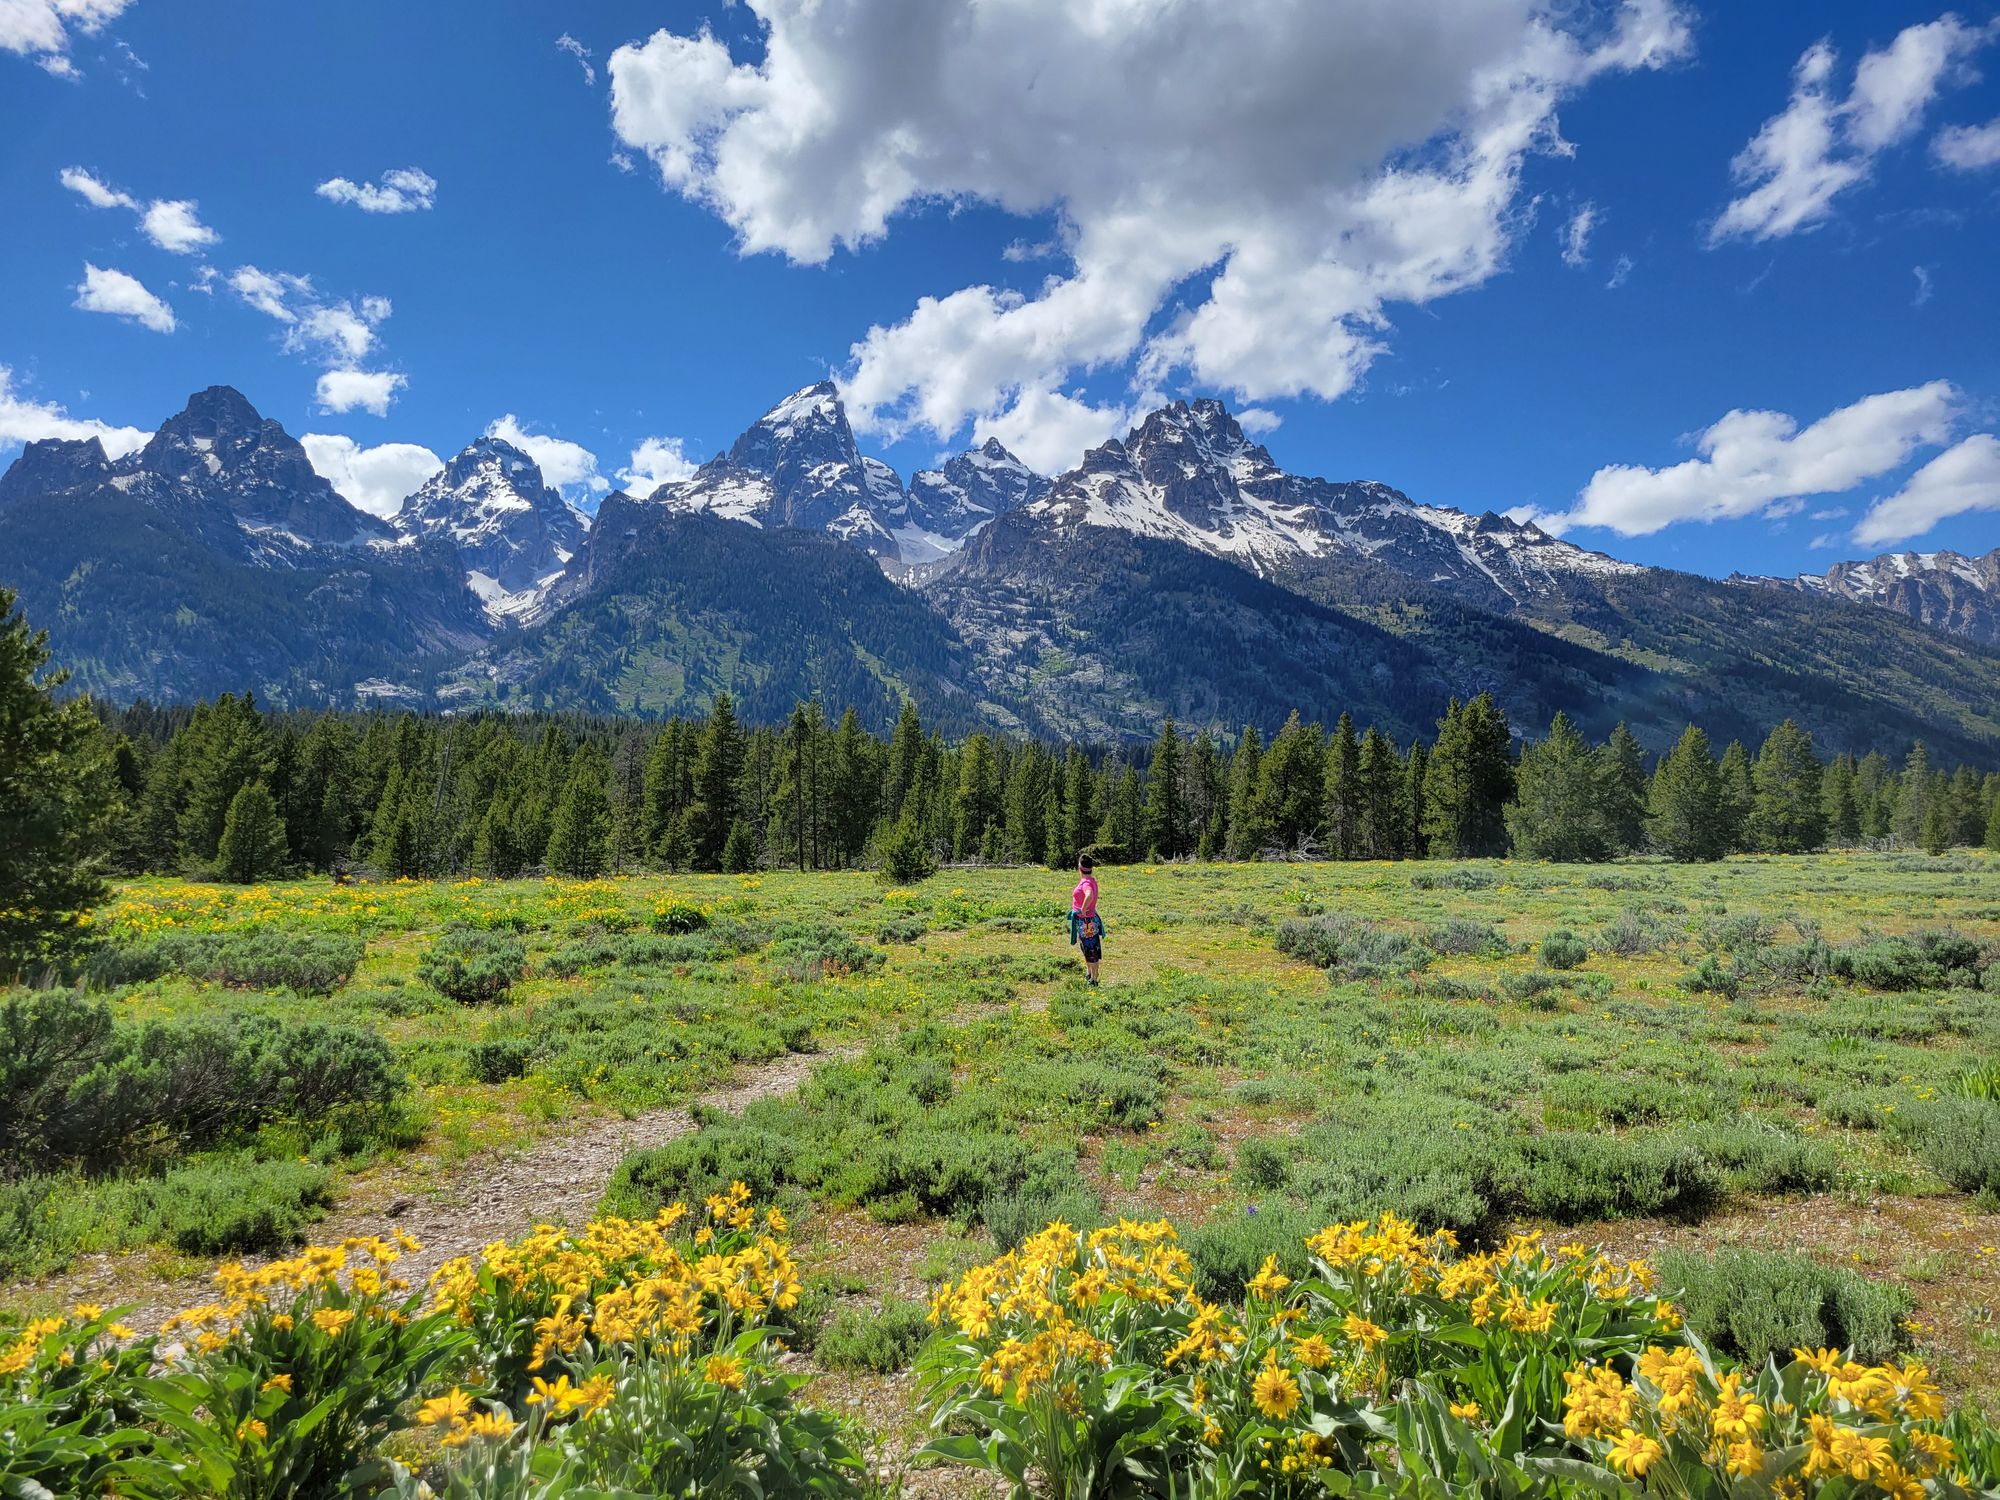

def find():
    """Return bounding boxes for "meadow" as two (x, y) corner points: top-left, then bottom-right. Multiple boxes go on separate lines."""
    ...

(5, 851), (2000, 1495)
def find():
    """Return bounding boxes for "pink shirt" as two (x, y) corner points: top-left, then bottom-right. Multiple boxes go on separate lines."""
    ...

(1072, 875), (1098, 918)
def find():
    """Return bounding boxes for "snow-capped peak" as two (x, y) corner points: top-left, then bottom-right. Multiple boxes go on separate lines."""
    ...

(1017, 396), (1642, 608)
(396, 436), (586, 619)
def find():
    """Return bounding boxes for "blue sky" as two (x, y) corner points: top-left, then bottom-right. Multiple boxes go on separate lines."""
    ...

(3, 0), (1997, 578)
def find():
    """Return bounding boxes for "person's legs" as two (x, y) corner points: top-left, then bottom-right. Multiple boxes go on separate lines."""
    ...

(1081, 934), (1102, 984)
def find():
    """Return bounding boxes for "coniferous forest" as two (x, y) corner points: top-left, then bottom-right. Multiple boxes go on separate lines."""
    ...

(99, 684), (2000, 886)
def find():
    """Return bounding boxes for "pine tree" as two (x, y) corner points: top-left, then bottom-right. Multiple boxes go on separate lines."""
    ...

(1651, 725), (1729, 862)
(827, 708), (878, 866)
(1599, 723), (1649, 855)
(605, 729), (647, 873)
(1892, 743), (1932, 847)
(1854, 750), (1892, 840)
(1401, 740), (1428, 859)
(176, 693), (271, 864)
(1004, 742), (1049, 865)
(1421, 694), (1513, 857)
(546, 749), (611, 878)
(1716, 740), (1754, 853)
(1253, 712), (1325, 853)
(215, 782), (289, 883)
(1224, 726), (1266, 860)
(1985, 778), (2000, 853)
(1821, 753), (1862, 846)
(0, 589), (117, 975)
(1187, 729), (1226, 860)
(1060, 747), (1095, 868)
(689, 694), (745, 869)
(883, 698), (925, 823)
(1102, 763), (1144, 859)
(721, 818), (759, 873)
(953, 733), (1001, 861)
(1747, 719), (1825, 853)
(1144, 718), (1190, 860)
(1946, 765), (1985, 848)
(1324, 712), (1362, 858)
(641, 718), (692, 859)
(1354, 727), (1402, 859)
(1505, 711), (1609, 861)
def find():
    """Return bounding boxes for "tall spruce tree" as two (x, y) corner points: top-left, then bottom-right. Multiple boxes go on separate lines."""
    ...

(0, 589), (117, 976)
(1144, 718), (1190, 860)
(1225, 725), (1266, 859)
(1821, 753), (1862, 846)
(1355, 727), (1402, 860)
(1421, 693), (1513, 857)
(1747, 719), (1826, 853)
(1599, 723), (1649, 855)
(1324, 712), (1362, 858)
(546, 748), (611, 877)
(1651, 725), (1730, 862)
(1254, 712), (1325, 853)
(689, 693), (745, 869)
(1505, 711), (1610, 861)
(215, 782), (289, 883)
(1187, 729), (1226, 860)
(1716, 740), (1754, 853)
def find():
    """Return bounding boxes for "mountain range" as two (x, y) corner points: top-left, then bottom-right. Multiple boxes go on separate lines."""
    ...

(3, 381), (1998, 759)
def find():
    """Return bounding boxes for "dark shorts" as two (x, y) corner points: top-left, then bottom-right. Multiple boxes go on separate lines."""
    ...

(1080, 936), (1102, 963)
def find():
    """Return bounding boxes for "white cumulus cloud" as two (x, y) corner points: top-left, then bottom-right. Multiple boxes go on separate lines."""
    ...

(1, 0), (134, 74)
(0, 365), (147, 458)
(315, 167), (437, 214)
(616, 434), (697, 494)
(1934, 115), (2000, 168)
(1711, 15), (1997, 243)
(60, 166), (219, 252)
(300, 432), (443, 516)
(74, 263), (175, 332)
(314, 369), (406, 416)
(486, 414), (608, 498)
(1854, 433), (2000, 546)
(607, 0), (1692, 450)
(1538, 381), (1966, 537)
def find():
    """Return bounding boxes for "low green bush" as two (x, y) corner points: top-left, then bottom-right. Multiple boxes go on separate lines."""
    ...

(1274, 914), (1431, 980)
(86, 931), (365, 995)
(1427, 918), (1507, 956)
(1659, 1247), (1911, 1365)
(1, 991), (405, 1176)
(1509, 1132), (1724, 1223)
(467, 1036), (532, 1084)
(1540, 929), (1589, 970)
(0, 1154), (332, 1278)
(1596, 908), (1675, 957)
(814, 1297), (934, 1372)
(876, 915), (928, 945)
(1886, 1097), (2000, 1194)
(769, 923), (884, 982)
(1685, 1119), (1839, 1193)
(1184, 1203), (1318, 1300)
(1232, 1137), (1291, 1191)
(417, 924), (525, 1004)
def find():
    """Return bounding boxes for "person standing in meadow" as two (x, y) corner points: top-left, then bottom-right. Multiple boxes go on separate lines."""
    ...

(1069, 855), (1104, 985)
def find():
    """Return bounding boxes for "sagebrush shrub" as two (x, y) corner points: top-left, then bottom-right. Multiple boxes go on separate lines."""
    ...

(1659, 1246), (1910, 1365)
(1540, 929), (1589, 970)
(815, 1297), (934, 1372)
(418, 924), (525, 1004)
(1886, 1096), (2000, 1194)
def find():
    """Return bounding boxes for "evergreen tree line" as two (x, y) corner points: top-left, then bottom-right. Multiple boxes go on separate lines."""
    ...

(94, 691), (2000, 883)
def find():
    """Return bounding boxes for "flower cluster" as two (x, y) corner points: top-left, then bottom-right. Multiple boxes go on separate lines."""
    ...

(922, 1214), (1719, 1497)
(429, 1180), (798, 1395)
(1562, 1340), (1966, 1494)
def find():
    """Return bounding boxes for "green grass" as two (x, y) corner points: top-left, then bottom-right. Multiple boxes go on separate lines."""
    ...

(6, 853), (2000, 1410)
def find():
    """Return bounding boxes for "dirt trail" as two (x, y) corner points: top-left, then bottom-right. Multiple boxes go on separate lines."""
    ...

(36, 1048), (841, 1331)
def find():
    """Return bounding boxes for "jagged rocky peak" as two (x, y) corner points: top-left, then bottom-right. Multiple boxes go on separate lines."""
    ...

(0, 435), (111, 504)
(657, 380), (898, 557)
(897, 436), (1050, 562)
(141, 385), (388, 544)
(397, 436), (587, 610)
(1737, 546), (2000, 646)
